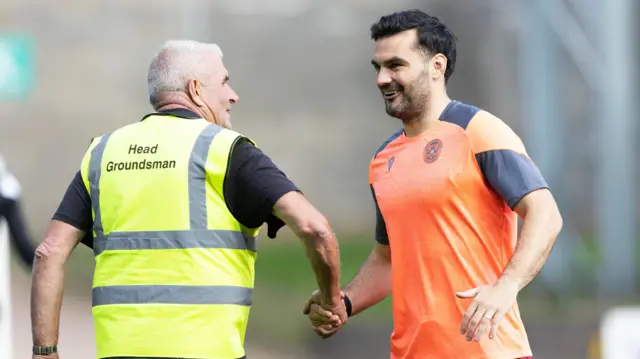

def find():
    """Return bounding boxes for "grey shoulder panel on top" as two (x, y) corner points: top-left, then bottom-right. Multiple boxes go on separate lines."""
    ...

(439, 100), (481, 130)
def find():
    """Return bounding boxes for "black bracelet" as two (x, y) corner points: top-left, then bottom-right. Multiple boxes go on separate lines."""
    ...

(343, 294), (353, 317)
(33, 345), (58, 355)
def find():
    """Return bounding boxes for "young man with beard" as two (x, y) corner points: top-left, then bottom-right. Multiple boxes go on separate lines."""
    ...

(303, 9), (563, 359)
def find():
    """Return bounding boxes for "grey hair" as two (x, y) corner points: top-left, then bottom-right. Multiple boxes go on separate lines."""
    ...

(147, 40), (223, 106)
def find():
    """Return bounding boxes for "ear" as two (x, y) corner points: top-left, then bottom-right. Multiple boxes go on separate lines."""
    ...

(431, 54), (448, 81)
(188, 79), (206, 107)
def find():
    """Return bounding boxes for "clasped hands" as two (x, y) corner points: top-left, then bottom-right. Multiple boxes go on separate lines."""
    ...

(302, 290), (348, 339)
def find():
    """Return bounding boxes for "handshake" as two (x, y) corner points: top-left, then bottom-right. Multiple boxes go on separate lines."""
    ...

(302, 290), (350, 339)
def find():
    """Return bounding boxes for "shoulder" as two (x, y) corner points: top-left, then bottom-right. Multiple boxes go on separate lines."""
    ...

(229, 135), (261, 160)
(88, 134), (108, 148)
(373, 128), (404, 160)
(440, 101), (526, 155)
(227, 136), (282, 181)
(465, 110), (526, 155)
(214, 128), (256, 157)
(80, 134), (110, 175)
(221, 127), (254, 143)
(439, 100), (482, 130)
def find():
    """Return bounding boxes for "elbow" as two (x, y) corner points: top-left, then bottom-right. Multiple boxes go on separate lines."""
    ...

(298, 218), (333, 247)
(33, 242), (52, 265)
(544, 204), (563, 243)
(296, 214), (335, 249)
(552, 210), (563, 237)
(33, 239), (64, 265)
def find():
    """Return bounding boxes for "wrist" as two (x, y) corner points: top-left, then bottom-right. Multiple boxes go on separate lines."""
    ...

(321, 291), (342, 306)
(496, 273), (523, 291)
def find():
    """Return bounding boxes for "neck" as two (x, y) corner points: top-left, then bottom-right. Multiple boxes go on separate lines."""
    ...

(153, 93), (208, 120)
(403, 90), (451, 137)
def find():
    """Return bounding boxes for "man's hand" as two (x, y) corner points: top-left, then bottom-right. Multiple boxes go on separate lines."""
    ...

(456, 280), (519, 342)
(302, 290), (347, 339)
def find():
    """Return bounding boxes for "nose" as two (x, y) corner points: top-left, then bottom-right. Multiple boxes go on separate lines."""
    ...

(376, 68), (393, 88)
(229, 87), (239, 104)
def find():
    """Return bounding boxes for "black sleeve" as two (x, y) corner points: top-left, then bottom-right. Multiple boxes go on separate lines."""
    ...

(52, 171), (94, 248)
(370, 185), (389, 245)
(0, 197), (35, 267)
(224, 139), (300, 238)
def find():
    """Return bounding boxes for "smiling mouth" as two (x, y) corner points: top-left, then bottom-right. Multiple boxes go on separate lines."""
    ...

(383, 91), (400, 101)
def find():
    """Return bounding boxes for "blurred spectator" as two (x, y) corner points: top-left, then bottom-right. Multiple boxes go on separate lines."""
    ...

(0, 154), (35, 267)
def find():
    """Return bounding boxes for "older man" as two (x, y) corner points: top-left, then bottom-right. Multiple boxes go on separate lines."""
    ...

(30, 40), (346, 359)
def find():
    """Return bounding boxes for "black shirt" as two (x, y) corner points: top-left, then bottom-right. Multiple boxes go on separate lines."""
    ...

(52, 109), (299, 248)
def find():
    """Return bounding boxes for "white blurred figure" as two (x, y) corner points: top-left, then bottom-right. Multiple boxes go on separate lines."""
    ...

(0, 154), (35, 359)
(0, 154), (21, 201)
(0, 154), (34, 266)
(0, 153), (16, 359)
(600, 307), (640, 359)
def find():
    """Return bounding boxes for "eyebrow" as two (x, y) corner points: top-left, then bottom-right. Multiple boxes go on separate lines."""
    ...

(371, 56), (409, 67)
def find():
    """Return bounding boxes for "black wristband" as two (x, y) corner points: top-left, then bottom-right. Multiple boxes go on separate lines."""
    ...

(343, 294), (353, 317)
(33, 345), (58, 355)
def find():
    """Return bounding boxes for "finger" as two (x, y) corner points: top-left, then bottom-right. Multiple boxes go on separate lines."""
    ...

(313, 324), (337, 339)
(465, 306), (487, 342)
(489, 309), (506, 339)
(313, 325), (328, 337)
(308, 304), (340, 324)
(310, 303), (340, 321)
(456, 287), (481, 299)
(303, 297), (313, 314)
(304, 291), (321, 314)
(474, 310), (495, 341)
(460, 300), (478, 334)
(311, 317), (340, 328)
(315, 317), (341, 327)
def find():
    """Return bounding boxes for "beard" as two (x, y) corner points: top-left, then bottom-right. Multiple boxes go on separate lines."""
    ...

(382, 75), (430, 122)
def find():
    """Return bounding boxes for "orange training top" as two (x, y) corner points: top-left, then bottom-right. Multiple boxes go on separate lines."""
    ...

(369, 101), (548, 359)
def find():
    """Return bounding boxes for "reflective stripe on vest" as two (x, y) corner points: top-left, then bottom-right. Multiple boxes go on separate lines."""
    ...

(87, 124), (254, 308)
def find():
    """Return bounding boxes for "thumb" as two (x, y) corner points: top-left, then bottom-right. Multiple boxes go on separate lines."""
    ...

(304, 290), (321, 314)
(303, 297), (313, 314)
(456, 287), (481, 298)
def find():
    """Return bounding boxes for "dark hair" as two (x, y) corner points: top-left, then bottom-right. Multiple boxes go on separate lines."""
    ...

(370, 9), (458, 82)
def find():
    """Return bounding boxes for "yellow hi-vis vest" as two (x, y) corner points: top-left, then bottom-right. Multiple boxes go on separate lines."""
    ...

(80, 113), (260, 359)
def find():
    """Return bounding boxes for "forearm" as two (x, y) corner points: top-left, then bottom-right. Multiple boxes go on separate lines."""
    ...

(300, 227), (341, 304)
(273, 191), (342, 304)
(343, 245), (392, 316)
(498, 208), (562, 290)
(31, 242), (67, 345)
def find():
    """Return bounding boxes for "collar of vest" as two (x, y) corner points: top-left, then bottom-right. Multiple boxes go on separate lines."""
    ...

(141, 108), (201, 121)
